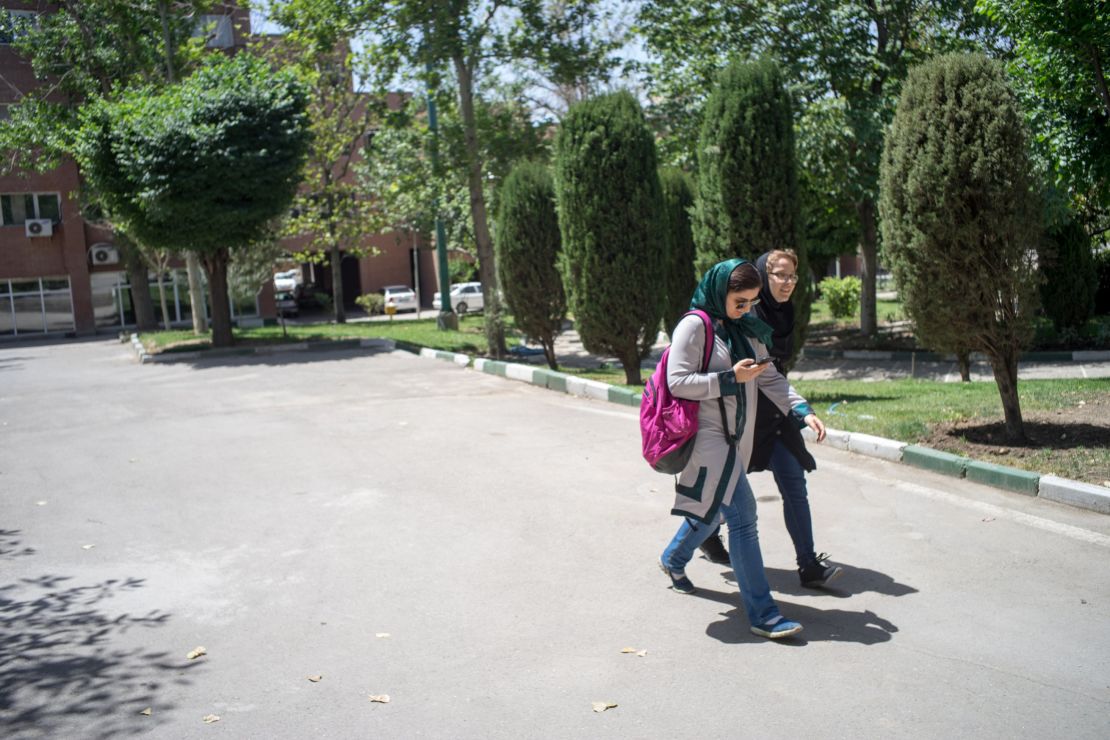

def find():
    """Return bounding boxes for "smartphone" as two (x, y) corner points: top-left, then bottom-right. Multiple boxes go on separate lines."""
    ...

(753, 356), (775, 366)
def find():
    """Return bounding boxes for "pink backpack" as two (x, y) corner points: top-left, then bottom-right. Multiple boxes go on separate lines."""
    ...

(640, 310), (714, 474)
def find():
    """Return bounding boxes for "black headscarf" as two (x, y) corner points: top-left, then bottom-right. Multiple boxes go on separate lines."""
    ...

(753, 252), (795, 366)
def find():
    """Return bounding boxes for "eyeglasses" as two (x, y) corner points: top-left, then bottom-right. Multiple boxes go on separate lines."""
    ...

(734, 298), (761, 310)
(769, 272), (799, 284)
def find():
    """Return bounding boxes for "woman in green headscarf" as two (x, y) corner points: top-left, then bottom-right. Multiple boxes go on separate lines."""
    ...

(657, 258), (819, 639)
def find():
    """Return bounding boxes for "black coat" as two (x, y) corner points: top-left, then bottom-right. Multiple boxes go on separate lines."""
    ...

(748, 389), (816, 474)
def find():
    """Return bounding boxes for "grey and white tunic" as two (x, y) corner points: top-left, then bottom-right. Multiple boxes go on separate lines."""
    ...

(667, 313), (811, 523)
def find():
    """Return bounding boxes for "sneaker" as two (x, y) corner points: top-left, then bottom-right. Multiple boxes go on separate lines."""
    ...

(750, 616), (803, 639)
(658, 558), (696, 594)
(698, 533), (731, 565)
(799, 553), (844, 588)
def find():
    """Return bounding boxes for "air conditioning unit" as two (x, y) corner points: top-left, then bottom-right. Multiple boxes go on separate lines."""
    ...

(89, 243), (120, 266)
(25, 219), (53, 237)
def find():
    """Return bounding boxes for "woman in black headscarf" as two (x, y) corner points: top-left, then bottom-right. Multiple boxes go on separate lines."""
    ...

(748, 249), (841, 587)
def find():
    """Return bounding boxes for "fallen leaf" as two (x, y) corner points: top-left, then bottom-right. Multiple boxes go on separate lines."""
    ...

(187, 646), (207, 660)
(202, 714), (220, 724)
(981, 517), (995, 523)
(36, 501), (47, 506)
(368, 694), (391, 703)
(592, 701), (617, 713)
(129, 458), (138, 463)
(139, 708), (152, 716)
(307, 675), (323, 682)
(636, 650), (647, 657)
(375, 633), (390, 638)
(620, 647), (636, 654)
(82, 544), (95, 550)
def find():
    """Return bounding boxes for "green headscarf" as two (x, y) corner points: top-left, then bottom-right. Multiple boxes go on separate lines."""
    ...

(690, 258), (774, 363)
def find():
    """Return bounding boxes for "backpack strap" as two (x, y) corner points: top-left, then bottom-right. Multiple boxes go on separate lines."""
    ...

(684, 309), (738, 445)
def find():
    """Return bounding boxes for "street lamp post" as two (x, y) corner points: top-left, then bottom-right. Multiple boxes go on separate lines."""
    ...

(426, 66), (457, 331)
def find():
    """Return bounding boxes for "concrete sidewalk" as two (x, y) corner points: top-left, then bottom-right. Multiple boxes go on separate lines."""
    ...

(530, 327), (1110, 381)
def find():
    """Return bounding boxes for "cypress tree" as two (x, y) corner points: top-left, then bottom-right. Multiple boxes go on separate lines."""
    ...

(553, 91), (665, 385)
(879, 53), (1041, 442)
(659, 168), (697, 337)
(1038, 218), (1097, 332)
(495, 162), (566, 370)
(692, 58), (811, 364)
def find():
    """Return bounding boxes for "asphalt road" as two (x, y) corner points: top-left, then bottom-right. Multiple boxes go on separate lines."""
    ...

(2, 339), (1109, 739)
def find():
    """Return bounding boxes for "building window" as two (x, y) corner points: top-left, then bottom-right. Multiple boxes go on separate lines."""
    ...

(0, 9), (38, 45)
(1, 193), (61, 225)
(0, 277), (74, 336)
(194, 15), (233, 48)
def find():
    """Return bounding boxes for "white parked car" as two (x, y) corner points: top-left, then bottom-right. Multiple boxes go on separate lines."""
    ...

(433, 282), (484, 314)
(382, 284), (418, 312)
(273, 269), (299, 293)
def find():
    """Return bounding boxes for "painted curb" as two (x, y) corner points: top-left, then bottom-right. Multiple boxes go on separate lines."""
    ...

(847, 432), (906, 462)
(965, 459), (1040, 496)
(505, 362), (537, 383)
(902, 445), (969, 478)
(1037, 475), (1110, 514)
(1073, 350), (1110, 362)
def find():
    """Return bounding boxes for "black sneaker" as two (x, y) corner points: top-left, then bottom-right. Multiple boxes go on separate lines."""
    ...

(698, 533), (731, 565)
(658, 558), (696, 594)
(799, 553), (844, 588)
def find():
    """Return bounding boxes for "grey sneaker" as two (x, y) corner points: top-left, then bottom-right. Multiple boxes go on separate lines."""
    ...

(658, 558), (696, 594)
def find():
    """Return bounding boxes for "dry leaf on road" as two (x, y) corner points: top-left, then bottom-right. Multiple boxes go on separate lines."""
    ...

(592, 701), (618, 713)
(187, 646), (207, 660)
(375, 633), (390, 638)
(620, 647), (636, 653)
(139, 708), (152, 716)
(202, 714), (220, 724)
(307, 675), (323, 682)
(82, 544), (95, 550)
(368, 694), (391, 703)
(636, 650), (647, 657)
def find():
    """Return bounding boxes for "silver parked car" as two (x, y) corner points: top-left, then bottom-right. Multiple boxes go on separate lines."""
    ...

(382, 284), (418, 312)
(432, 282), (483, 314)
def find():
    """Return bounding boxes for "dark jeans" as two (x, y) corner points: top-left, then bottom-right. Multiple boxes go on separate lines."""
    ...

(768, 439), (816, 568)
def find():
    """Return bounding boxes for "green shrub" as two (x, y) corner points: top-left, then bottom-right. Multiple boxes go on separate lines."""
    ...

(449, 259), (478, 284)
(659, 168), (697, 336)
(553, 91), (665, 385)
(1039, 218), (1097, 330)
(355, 293), (384, 315)
(495, 161), (565, 370)
(818, 276), (861, 319)
(313, 291), (334, 313)
(1094, 248), (1110, 315)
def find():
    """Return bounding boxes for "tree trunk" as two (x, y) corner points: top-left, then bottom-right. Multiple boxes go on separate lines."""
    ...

(988, 349), (1025, 443)
(330, 245), (346, 323)
(201, 248), (234, 348)
(185, 252), (208, 334)
(156, 271), (171, 331)
(542, 334), (558, 371)
(857, 197), (878, 338)
(957, 350), (971, 382)
(620, 349), (642, 385)
(121, 238), (156, 331)
(453, 54), (505, 358)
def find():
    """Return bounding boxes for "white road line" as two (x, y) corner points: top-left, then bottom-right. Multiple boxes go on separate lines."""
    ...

(820, 458), (1110, 548)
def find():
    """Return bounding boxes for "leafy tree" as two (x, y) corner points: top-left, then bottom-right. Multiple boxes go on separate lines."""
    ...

(75, 54), (311, 347)
(638, 0), (990, 337)
(1038, 218), (1097, 331)
(554, 91), (665, 385)
(1, 0), (218, 332)
(692, 58), (812, 358)
(978, 0), (1110, 231)
(659, 167), (697, 337)
(266, 0), (386, 323)
(880, 53), (1041, 442)
(495, 161), (565, 369)
(358, 0), (615, 357)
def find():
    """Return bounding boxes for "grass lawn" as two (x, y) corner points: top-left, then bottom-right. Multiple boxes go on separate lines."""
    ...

(808, 296), (905, 328)
(139, 315), (521, 355)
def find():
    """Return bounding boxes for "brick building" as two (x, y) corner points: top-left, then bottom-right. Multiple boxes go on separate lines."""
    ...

(0, 3), (438, 340)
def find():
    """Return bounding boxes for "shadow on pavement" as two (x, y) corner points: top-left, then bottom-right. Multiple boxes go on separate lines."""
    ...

(705, 602), (899, 646)
(0, 530), (193, 739)
(764, 565), (919, 599)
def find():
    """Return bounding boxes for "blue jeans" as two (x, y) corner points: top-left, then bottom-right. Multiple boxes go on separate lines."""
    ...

(661, 471), (781, 627)
(768, 439), (816, 568)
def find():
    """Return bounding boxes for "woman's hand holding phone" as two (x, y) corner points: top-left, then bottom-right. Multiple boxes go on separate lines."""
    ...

(732, 357), (771, 382)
